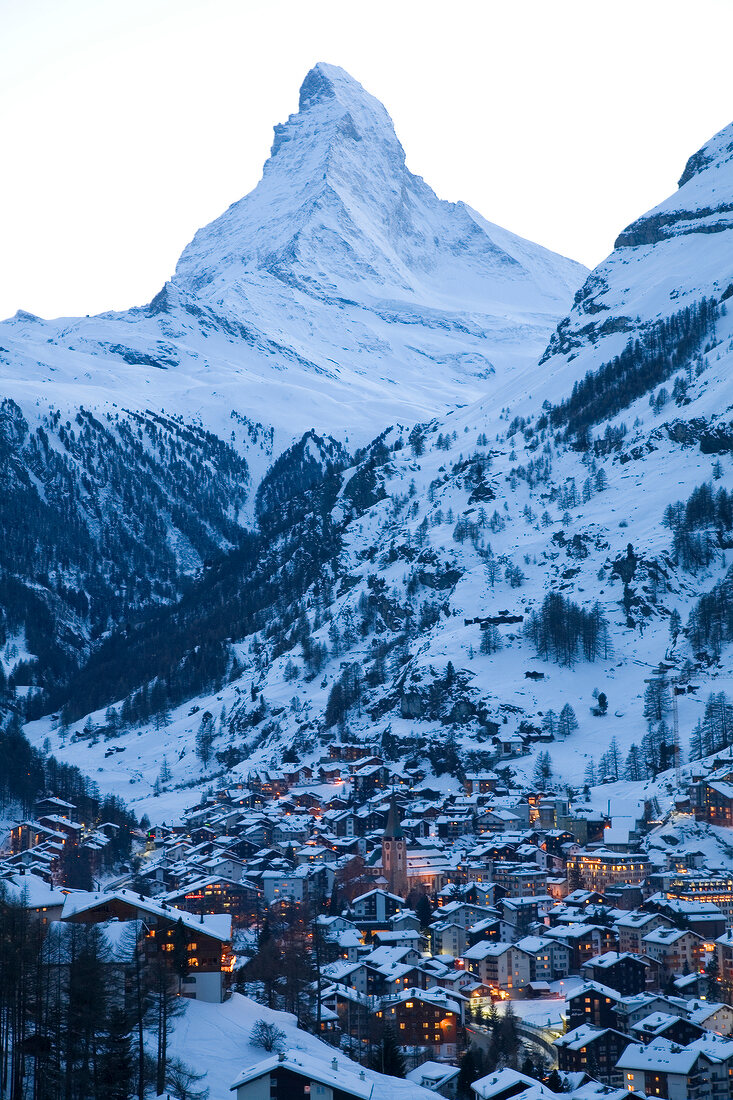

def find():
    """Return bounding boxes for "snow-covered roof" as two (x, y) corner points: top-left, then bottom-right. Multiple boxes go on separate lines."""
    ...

(230, 1052), (372, 1098)
(616, 1038), (700, 1074)
(0, 872), (68, 908)
(472, 1067), (554, 1100)
(60, 888), (231, 942)
(555, 1024), (611, 1051)
(463, 940), (513, 960)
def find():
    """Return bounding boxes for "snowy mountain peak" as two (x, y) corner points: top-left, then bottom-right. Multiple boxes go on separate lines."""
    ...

(0, 64), (586, 480)
(293, 61), (396, 149)
(173, 63), (585, 314)
(270, 61), (405, 186)
(678, 119), (733, 189)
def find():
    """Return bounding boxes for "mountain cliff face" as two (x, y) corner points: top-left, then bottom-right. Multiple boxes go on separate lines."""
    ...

(537, 120), (733, 412)
(175, 63), (583, 314)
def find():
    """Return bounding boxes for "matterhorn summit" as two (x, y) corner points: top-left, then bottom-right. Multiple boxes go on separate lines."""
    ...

(0, 62), (586, 448)
(174, 62), (585, 316)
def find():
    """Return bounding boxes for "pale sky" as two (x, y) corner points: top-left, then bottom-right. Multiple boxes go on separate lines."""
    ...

(2, 0), (732, 321)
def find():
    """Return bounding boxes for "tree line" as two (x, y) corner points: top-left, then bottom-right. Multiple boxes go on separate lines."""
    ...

(0, 715), (136, 868)
(0, 898), (204, 1100)
(547, 297), (718, 441)
(663, 480), (733, 573)
(523, 593), (610, 666)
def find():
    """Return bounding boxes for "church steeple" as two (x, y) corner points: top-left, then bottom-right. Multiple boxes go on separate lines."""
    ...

(384, 792), (403, 839)
(382, 791), (407, 897)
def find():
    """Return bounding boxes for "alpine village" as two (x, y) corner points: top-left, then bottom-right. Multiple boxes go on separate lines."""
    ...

(4, 42), (733, 1100)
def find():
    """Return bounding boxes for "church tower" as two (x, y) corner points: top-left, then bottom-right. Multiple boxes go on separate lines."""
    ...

(382, 793), (408, 898)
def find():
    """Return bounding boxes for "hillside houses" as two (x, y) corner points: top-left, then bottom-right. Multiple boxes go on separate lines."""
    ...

(9, 756), (733, 1095)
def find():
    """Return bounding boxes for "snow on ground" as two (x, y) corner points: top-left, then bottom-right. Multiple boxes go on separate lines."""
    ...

(18, 99), (733, 829)
(1, 628), (36, 677)
(167, 992), (436, 1100)
(24, 311), (733, 824)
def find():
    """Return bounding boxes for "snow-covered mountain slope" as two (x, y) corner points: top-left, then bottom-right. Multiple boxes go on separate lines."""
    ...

(534, 119), (733, 413)
(28, 309), (733, 821)
(167, 994), (436, 1100)
(23, 109), (733, 825)
(0, 64), (587, 699)
(0, 63), (586, 454)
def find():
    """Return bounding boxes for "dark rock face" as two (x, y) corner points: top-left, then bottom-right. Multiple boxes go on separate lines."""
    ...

(615, 204), (733, 249)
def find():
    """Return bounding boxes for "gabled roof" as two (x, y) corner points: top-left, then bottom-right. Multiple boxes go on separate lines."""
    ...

(554, 1024), (620, 1051)
(463, 940), (514, 960)
(471, 1067), (554, 1100)
(567, 979), (624, 1003)
(230, 1052), (371, 1098)
(585, 951), (647, 969)
(616, 1038), (700, 1074)
(60, 888), (231, 942)
(386, 986), (461, 1014)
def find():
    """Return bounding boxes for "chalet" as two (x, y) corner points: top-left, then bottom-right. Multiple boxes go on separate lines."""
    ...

(320, 809), (356, 837)
(435, 814), (475, 841)
(283, 765), (313, 785)
(462, 941), (530, 993)
(537, 797), (570, 830)
(160, 877), (261, 924)
(10, 820), (70, 855)
(34, 796), (77, 819)
(476, 809), (522, 834)
(60, 888), (233, 1001)
(687, 999), (733, 1036)
(405, 1062), (460, 1098)
(641, 926), (704, 978)
(513, 936), (555, 983)
(630, 1011), (706, 1046)
(567, 981), (624, 1031)
(247, 771), (289, 799)
(615, 910), (671, 955)
(580, 952), (648, 996)
(391, 909), (422, 932)
(381, 987), (462, 1059)
(644, 895), (727, 940)
(350, 888), (403, 929)
(466, 916), (502, 948)
(372, 928), (422, 951)
(400, 816), (430, 841)
(432, 920), (467, 958)
(351, 764), (389, 798)
(0, 871), (67, 923)
(555, 1024), (630, 1084)
(544, 924), (609, 970)
(463, 773), (500, 796)
(491, 734), (523, 759)
(230, 1053), (372, 1100)
(617, 1035), (733, 1100)
(321, 984), (371, 1042)
(470, 1068), (553, 1100)
(500, 895), (553, 938)
(699, 780), (733, 826)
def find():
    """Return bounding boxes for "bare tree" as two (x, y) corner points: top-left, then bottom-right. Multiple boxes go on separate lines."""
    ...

(250, 1021), (286, 1053)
